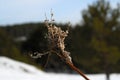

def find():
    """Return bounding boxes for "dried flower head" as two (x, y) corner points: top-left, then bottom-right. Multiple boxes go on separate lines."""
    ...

(31, 9), (72, 63)
(45, 20), (72, 63)
(30, 11), (89, 80)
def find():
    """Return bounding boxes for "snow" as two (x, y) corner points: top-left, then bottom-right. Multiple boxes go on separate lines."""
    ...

(0, 56), (120, 80)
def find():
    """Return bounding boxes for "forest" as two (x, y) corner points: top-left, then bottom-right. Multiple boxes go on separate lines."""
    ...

(0, 1), (120, 80)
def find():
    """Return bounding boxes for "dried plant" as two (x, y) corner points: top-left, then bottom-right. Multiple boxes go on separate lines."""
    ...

(30, 10), (90, 80)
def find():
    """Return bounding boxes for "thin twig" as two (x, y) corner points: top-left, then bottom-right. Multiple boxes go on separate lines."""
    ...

(66, 61), (90, 80)
(29, 11), (90, 80)
(44, 53), (51, 68)
(54, 51), (89, 80)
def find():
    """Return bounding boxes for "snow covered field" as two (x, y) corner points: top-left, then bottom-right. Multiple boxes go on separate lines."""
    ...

(0, 56), (119, 80)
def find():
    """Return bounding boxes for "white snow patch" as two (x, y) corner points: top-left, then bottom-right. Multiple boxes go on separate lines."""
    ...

(0, 56), (120, 80)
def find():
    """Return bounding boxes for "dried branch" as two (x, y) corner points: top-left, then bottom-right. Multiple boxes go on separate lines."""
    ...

(30, 11), (90, 80)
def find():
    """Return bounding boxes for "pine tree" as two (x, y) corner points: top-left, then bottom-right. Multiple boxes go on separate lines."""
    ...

(82, 0), (120, 80)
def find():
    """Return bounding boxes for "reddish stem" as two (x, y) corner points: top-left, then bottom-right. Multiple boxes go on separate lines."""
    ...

(66, 61), (90, 80)
(52, 50), (90, 80)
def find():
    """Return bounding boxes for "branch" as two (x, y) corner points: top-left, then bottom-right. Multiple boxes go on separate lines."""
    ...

(55, 52), (90, 80)
(66, 61), (90, 80)
(30, 12), (90, 80)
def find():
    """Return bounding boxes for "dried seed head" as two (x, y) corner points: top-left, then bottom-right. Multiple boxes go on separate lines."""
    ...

(31, 11), (72, 63)
(45, 20), (72, 63)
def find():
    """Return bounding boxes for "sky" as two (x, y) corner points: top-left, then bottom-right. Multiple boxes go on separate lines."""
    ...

(0, 0), (120, 26)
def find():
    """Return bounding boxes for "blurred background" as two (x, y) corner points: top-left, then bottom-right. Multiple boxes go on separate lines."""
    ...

(0, 0), (120, 80)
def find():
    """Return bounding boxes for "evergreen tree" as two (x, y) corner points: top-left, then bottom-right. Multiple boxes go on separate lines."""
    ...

(81, 0), (120, 80)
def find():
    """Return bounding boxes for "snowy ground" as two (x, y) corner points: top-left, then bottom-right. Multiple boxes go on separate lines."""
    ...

(0, 56), (119, 80)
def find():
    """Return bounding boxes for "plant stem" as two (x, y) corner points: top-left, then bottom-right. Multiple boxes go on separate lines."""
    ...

(53, 50), (90, 80)
(66, 61), (90, 80)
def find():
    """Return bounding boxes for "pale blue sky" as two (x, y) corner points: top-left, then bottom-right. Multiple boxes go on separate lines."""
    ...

(0, 0), (120, 26)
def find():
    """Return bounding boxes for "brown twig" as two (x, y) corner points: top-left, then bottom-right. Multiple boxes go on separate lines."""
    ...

(54, 50), (90, 80)
(30, 11), (90, 80)
(66, 61), (90, 80)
